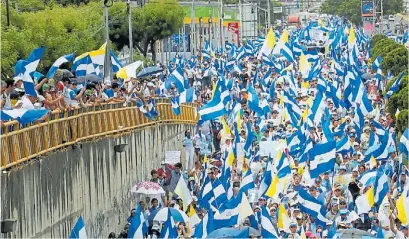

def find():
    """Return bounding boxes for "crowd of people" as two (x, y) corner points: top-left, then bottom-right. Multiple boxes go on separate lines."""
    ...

(4, 15), (408, 239)
(108, 21), (408, 239)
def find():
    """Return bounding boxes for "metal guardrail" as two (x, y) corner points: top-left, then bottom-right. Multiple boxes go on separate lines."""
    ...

(0, 99), (198, 170)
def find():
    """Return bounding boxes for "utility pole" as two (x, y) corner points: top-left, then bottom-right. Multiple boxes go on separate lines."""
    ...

(271, 0), (274, 26)
(220, 0), (224, 50)
(267, 0), (271, 28)
(191, 0), (195, 55)
(183, 25), (186, 58)
(239, 0), (243, 44)
(103, 0), (111, 81)
(127, 0), (133, 63)
(5, 0), (10, 27)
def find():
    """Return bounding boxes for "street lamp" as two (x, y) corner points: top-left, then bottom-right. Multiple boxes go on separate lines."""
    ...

(208, 17), (212, 42)
(199, 17), (203, 54)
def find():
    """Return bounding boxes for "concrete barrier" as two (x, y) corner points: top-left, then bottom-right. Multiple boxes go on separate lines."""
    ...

(1, 123), (194, 238)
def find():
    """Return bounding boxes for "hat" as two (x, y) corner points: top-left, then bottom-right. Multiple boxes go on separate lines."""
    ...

(354, 142), (359, 146)
(289, 221), (297, 227)
(105, 81), (112, 87)
(13, 76), (22, 85)
(192, 196), (198, 201)
(309, 185), (318, 191)
(147, 82), (154, 87)
(296, 214), (303, 220)
(339, 165), (347, 170)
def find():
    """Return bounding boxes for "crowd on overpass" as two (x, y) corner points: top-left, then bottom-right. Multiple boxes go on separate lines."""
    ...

(3, 15), (409, 239)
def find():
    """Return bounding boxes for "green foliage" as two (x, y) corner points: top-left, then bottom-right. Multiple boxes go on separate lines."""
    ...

(321, 0), (403, 23)
(321, 0), (361, 24)
(382, 0), (404, 15)
(385, 73), (408, 133)
(1, 2), (103, 79)
(108, 0), (184, 61)
(371, 38), (397, 60)
(371, 34), (388, 46)
(383, 46), (408, 76)
(397, 109), (408, 134)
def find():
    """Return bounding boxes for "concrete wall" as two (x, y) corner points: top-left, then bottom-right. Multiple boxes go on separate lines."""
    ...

(1, 123), (194, 238)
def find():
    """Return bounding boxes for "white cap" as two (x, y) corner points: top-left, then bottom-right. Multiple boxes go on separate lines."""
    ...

(147, 82), (154, 87)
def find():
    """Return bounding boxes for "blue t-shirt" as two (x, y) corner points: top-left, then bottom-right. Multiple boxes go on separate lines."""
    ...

(69, 89), (76, 100)
(103, 88), (114, 98)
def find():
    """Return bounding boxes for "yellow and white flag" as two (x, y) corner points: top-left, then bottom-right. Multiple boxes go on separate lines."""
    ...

(257, 29), (276, 59)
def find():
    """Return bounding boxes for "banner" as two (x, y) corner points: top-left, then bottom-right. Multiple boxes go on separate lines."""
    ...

(362, 0), (374, 17)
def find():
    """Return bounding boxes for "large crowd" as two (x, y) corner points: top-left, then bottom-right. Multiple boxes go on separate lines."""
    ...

(3, 15), (409, 239)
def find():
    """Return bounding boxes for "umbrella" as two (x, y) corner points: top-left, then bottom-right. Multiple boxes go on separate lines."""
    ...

(62, 69), (74, 78)
(362, 73), (377, 80)
(336, 229), (373, 238)
(136, 66), (163, 78)
(77, 74), (101, 84)
(130, 181), (165, 195)
(148, 207), (190, 223)
(236, 226), (260, 237)
(206, 227), (250, 238)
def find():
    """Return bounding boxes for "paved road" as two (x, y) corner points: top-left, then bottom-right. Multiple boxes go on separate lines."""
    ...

(377, 14), (408, 35)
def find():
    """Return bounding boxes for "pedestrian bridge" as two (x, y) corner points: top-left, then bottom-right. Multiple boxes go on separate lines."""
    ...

(0, 99), (197, 238)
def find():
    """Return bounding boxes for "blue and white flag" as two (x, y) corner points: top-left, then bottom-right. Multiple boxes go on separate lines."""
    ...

(147, 98), (158, 117)
(198, 84), (231, 120)
(211, 179), (228, 209)
(298, 188), (330, 226)
(309, 140), (336, 178)
(128, 205), (147, 238)
(159, 211), (178, 239)
(304, 49), (319, 62)
(281, 42), (294, 62)
(358, 169), (377, 187)
(72, 55), (96, 77)
(136, 100), (154, 120)
(168, 67), (188, 93)
(193, 210), (214, 239)
(336, 135), (352, 154)
(385, 72), (405, 98)
(1, 109), (49, 124)
(69, 216), (87, 239)
(372, 56), (382, 71)
(374, 171), (389, 205)
(260, 206), (279, 238)
(14, 46), (46, 78)
(240, 169), (255, 192)
(46, 53), (75, 78)
(110, 50), (123, 73)
(399, 129), (409, 157)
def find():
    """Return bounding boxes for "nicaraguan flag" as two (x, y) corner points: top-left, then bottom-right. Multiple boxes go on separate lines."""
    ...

(198, 84), (231, 120)
(260, 206), (279, 238)
(298, 188), (330, 226)
(159, 212), (178, 239)
(14, 46), (46, 77)
(399, 129), (409, 157)
(374, 171), (389, 205)
(46, 53), (75, 79)
(1, 109), (49, 124)
(276, 150), (291, 178)
(308, 90), (325, 125)
(110, 50), (123, 73)
(72, 55), (96, 77)
(358, 169), (377, 187)
(69, 216), (87, 239)
(193, 209), (214, 239)
(336, 135), (352, 153)
(136, 100), (154, 120)
(309, 140), (336, 178)
(128, 205), (147, 238)
(168, 67), (188, 93)
(372, 56), (382, 71)
(304, 49), (319, 62)
(240, 168), (255, 192)
(281, 42), (294, 62)
(385, 72), (405, 98)
(147, 98), (158, 117)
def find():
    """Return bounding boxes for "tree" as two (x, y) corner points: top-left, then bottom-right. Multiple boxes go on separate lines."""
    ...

(383, 46), (408, 76)
(1, 2), (103, 78)
(108, 0), (184, 62)
(385, 73), (408, 133)
(371, 38), (397, 60)
(382, 0), (403, 15)
(371, 34), (388, 46)
(321, 0), (361, 24)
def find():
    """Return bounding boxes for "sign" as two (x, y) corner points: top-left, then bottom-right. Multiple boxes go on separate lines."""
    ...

(259, 141), (280, 157)
(165, 151), (181, 165)
(362, 0), (374, 17)
(273, 6), (283, 13)
(228, 22), (239, 35)
(367, 83), (378, 100)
